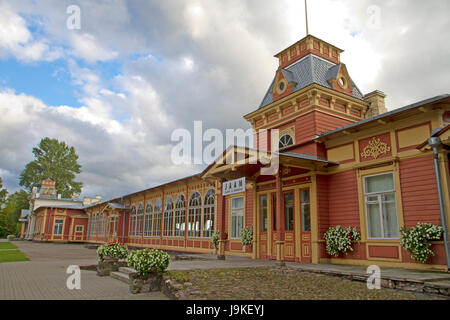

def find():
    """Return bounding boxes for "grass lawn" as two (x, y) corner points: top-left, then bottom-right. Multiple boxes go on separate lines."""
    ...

(0, 242), (18, 249)
(0, 250), (29, 263)
(166, 267), (426, 300)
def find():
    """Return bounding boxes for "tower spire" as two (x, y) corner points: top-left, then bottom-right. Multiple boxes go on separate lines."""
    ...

(305, 0), (309, 35)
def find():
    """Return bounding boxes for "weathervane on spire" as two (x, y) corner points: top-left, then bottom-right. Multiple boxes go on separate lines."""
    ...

(305, 0), (309, 35)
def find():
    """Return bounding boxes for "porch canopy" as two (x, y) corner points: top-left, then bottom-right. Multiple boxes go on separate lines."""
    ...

(201, 145), (338, 181)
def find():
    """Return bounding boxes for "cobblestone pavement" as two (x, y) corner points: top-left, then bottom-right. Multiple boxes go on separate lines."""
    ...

(0, 240), (167, 300)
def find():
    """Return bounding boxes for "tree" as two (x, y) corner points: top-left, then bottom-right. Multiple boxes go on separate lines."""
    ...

(0, 177), (7, 205)
(19, 137), (83, 198)
(0, 190), (30, 237)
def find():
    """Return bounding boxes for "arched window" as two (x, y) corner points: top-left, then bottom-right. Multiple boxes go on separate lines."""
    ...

(136, 204), (144, 237)
(144, 202), (153, 237)
(129, 206), (136, 237)
(188, 192), (202, 238)
(153, 199), (162, 237)
(174, 195), (185, 237)
(163, 198), (174, 237)
(279, 133), (294, 149)
(203, 189), (215, 238)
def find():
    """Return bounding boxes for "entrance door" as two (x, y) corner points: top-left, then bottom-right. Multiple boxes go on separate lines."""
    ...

(271, 193), (277, 260)
(283, 192), (295, 261)
(258, 195), (269, 259)
(299, 189), (312, 263)
(108, 217), (117, 242)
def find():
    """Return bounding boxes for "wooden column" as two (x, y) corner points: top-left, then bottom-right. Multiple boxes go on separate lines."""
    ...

(275, 167), (285, 265)
(218, 180), (226, 260)
(184, 183), (189, 248)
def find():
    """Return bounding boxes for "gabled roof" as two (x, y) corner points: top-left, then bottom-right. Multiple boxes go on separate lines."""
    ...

(318, 94), (450, 140)
(258, 54), (364, 109)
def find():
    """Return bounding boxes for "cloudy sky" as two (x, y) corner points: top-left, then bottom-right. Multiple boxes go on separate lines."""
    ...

(0, 0), (449, 200)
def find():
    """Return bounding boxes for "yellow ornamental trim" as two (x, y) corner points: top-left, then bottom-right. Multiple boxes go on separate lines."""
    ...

(360, 137), (391, 160)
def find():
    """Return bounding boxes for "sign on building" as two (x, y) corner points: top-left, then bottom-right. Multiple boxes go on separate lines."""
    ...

(223, 177), (246, 196)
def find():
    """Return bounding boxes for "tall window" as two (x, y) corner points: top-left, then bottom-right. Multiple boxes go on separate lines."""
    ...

(129, 206), (136, 237)
(174, 195), (186, 237)
(153, 199), (162, 237)
(301, 190), (311, 232)
(284, 193), (294, 231)
(188, 192), (202, 238)
(231, 197), (244, 239)
(364, 173), (399, 239)
(136, 204), (144, 237)
(279, 133), (294, 149)
(260, 195), (268, 232)
(53, 219), (63, 235)
(203, 190), (215, 238)
(272, 194), (277, 231)
(144, 202), (153, 237)
(163, 198), (174, 237)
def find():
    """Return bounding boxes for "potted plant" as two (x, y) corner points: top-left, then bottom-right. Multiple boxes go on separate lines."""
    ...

(324, 226), (361, 257)
(240, 227), (253, 251)
(211, 230), (220, 254)
(127, 249), (170, 294)
(96, 241), (128, 276)
(400, 223), (444, 263)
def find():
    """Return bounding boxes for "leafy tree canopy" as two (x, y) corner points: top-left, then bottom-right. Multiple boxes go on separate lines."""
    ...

(0, 188), (29, 238)
(0, 177), (7, 205)
(19, 137), (83, 198)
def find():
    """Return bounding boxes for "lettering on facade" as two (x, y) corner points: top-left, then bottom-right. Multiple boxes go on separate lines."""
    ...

(223, 177), (246, 196)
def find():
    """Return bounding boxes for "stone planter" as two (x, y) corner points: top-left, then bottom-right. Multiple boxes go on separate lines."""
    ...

(129, 273), (163, 294)
(97, 256), (120, 277)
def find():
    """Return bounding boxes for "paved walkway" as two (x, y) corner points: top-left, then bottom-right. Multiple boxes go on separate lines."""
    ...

(0, 240), (167, 300)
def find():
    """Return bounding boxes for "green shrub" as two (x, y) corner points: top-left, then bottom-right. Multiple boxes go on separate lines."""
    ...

(97, 241), (128, 262)
(240, 227), (253, 247)
(211, 230), (220, 250)
(7, 235), (15, 241)
(400, 223), (443, 263)
(324, 226), (361, 257)
(127, 249), (170, 276)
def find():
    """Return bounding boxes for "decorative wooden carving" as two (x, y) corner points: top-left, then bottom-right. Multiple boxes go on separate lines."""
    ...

(360, 137), (391, 160)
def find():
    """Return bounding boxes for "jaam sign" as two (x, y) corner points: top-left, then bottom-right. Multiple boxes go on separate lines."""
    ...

(222, 177), (246, 196)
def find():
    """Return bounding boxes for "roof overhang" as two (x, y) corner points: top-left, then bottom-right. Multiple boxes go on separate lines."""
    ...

(201, 145), (337, 181)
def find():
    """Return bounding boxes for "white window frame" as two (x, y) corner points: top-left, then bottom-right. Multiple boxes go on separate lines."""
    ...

(53, 219), (64, 235)
(230, 196), (245, 239)
(364, 172), (399, 240)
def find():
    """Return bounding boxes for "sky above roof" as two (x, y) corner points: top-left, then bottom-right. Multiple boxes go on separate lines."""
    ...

(0, 0), (449, 200)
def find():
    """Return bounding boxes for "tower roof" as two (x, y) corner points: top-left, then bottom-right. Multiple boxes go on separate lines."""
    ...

(258, 53), (364, 110)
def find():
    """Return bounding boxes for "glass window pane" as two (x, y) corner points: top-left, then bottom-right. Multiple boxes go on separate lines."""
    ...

(272, 195), (277, 231)
(365, 174), (394, 194)
(382, 195), (399, 238)
(260, 196), (268, 232)
(301, 190), (310, 202)
(367, 202), (382, 238)
(302, 204), (311, 232)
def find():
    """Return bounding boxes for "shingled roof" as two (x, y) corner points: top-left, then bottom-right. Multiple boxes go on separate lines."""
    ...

(258, 54), (364, 110)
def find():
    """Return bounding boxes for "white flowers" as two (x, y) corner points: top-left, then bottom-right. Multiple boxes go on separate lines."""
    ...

(211, 230), (220, 250)
(240, 227), (253, 247)
(127, 249), (170, 276)
(97, 241), (128, 262)
(324, 226), (361, 257)
(400, 223), (443, 263)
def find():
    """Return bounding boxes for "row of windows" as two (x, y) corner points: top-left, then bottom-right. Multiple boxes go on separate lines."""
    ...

(129, 190), (215, 239)
(89, 214), (117, 237)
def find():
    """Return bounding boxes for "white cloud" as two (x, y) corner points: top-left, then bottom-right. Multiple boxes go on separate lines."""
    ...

(0, 2), (62, 62)
(70, 33), (119, 63)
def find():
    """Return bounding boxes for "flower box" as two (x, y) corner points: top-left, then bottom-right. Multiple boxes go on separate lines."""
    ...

(97, 256), (120, 277)
(129, 272), (163, 294)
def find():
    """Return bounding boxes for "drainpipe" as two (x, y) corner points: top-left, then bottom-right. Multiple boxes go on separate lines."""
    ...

(429, 137), (450, 270)
(46, 208), (53, 241)
(87, 211), (91, 241)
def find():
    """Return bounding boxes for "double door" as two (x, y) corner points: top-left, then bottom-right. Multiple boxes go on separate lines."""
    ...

(258, 189), (311, 262)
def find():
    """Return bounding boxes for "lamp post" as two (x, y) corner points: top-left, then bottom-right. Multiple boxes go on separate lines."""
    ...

(429, 137), (450, 270)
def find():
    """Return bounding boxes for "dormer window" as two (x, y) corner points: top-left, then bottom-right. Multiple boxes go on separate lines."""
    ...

(279, 133), (294, 149)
